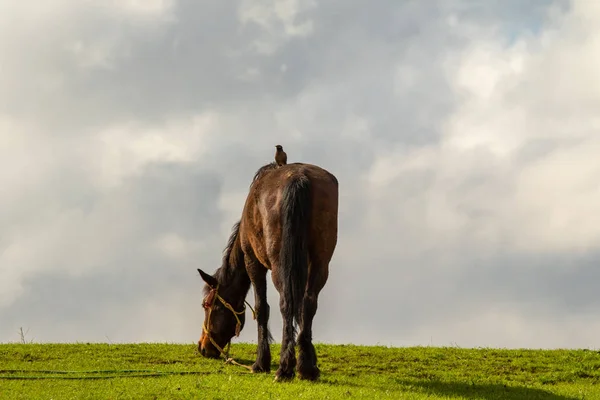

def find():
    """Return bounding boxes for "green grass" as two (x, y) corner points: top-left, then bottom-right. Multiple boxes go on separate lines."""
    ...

(1, 343), (599, 399)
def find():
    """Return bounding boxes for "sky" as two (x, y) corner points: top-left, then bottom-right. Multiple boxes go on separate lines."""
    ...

(1, 0), (599, 349)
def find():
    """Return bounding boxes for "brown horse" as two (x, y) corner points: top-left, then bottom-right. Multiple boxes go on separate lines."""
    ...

(196, 161), (338, 381)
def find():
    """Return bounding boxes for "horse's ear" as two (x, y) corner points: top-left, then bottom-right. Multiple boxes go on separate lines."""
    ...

(197, 268), (218, 288)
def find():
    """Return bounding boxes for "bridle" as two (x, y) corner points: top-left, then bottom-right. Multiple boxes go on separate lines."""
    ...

(201, 284), (256, 360)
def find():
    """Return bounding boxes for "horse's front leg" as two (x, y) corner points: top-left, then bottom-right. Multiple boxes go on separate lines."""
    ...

(246, 256), (272, 373)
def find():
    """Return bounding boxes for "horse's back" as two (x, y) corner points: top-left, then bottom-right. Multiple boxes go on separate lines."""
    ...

(240, 163), (338, 269)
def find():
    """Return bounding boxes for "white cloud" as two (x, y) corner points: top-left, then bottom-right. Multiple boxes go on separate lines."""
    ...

(513, 138), (600, 252)
(155, 232), (207, 261)
(115, 0), (175, 17)
(367, 0), (600, 257)
(410, 306), (600, 349)
(93, 113), (217, 188)
(238, 0), (316, 54)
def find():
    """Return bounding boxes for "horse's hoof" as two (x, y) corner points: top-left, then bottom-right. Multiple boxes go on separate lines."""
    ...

(298, 366), (320, 381)
(274, 368), (295, 382)
(251, 363), (270, 374)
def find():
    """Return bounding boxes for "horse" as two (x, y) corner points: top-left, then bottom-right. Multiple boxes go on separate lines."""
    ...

(196, 161), (338, 381)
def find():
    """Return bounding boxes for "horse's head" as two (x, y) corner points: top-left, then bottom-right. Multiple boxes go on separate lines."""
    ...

(196, 268), (246, 359)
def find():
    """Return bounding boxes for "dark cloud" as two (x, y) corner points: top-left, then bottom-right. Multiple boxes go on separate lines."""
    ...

(123, 162), (223, 237)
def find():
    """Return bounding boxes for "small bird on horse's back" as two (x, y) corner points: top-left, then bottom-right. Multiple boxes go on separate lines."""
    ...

(275, 144), (287, 167)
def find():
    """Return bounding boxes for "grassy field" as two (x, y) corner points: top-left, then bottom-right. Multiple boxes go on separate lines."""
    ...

(0, 343), (598, 399)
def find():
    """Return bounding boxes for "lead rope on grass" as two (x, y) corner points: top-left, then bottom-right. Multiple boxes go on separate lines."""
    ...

(0, 369), (213, 380)
(201, 286), (256, 372)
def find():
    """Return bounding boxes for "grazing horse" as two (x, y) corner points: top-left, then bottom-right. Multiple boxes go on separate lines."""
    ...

(197, 162), (338, 381)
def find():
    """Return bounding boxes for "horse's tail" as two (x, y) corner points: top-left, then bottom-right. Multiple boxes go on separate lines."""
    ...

(280, 173), (311, 330)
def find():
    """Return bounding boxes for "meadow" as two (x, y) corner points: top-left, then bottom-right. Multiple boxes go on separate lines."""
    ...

(1, 343), (598, 399)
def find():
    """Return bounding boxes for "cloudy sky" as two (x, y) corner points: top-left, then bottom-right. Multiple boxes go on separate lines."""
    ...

(2, 0), (599, 349)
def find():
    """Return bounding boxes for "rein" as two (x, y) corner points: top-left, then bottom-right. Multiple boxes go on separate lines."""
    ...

(202, 285), (256, 371)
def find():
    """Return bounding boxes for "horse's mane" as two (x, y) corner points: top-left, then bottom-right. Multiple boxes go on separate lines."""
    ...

(203, 221), (242, 296)
(221, 221), (241, 269)
(251, 162), (278, 186)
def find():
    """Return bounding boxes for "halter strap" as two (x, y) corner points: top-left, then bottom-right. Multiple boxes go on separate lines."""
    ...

(201, 285), (256, 367)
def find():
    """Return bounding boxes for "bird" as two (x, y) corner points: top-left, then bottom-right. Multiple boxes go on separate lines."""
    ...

(274, 144), (287, 167)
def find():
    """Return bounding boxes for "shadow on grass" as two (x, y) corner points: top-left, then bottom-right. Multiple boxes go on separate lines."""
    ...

(401, 380), (578, 400)
(317, 377), (578, 400)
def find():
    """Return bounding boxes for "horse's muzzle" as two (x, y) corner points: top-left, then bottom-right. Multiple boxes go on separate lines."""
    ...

(198, 339), (221, 359)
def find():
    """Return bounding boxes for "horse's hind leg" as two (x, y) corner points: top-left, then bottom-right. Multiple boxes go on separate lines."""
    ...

(245, 255), (272, 373)
(275, 287), (297, 381)
(297, 263), (328, 381)
(270, 266), (297, 381)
